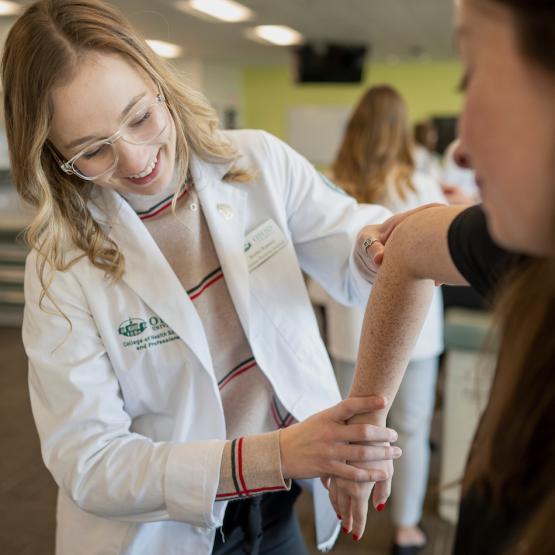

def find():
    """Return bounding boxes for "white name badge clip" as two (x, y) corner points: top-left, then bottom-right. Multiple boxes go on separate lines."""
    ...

(244, 219), (288, 272)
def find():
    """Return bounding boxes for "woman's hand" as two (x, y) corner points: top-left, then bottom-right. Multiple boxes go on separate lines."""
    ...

(325, 457), (393, 541)
(356, 203), (445, 281)
(279, 396), (401, 481)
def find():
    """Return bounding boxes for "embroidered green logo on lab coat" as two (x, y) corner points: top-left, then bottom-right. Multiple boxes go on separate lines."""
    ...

(118, 318), (147, 337)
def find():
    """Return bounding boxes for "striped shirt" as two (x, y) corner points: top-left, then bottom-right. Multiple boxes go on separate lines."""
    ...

(122, 182), (293, 501)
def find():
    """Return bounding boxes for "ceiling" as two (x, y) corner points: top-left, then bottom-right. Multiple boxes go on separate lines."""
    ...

(2, 0), (458, 65)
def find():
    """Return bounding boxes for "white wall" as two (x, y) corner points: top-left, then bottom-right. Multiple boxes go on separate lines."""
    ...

(171, 58), (245, 130)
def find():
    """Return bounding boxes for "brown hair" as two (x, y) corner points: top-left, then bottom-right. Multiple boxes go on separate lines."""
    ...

(1, 0), (249, 308)
(330, 85), (416, 204)
(463, 0), (555, 550)
(413, 119), (438, 151)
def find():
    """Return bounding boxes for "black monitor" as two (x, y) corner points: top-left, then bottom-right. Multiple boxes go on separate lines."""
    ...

(294, 42), (368, 84)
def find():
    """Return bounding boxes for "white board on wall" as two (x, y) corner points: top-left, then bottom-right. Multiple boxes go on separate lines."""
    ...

(287, 106), (351, 165)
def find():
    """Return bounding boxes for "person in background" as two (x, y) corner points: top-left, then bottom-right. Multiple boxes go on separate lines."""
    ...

(328, 85), (446, 555)
(1, 1), (401, 554)
(332, 0), (555, 553)
(413, 119), (443, 183)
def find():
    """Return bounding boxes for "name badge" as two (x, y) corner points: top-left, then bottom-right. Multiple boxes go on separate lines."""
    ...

(244, 219), (288, 272)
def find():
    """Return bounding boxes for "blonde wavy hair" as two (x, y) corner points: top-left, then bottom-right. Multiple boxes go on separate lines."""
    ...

(331, 85), (416, 204)
(1, 0), (250, 305)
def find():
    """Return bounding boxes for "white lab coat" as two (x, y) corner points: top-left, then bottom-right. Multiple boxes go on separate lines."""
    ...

(23, 130), (391, 555)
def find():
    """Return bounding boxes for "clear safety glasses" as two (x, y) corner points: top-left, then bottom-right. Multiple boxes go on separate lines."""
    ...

(58, 94), (168, 181)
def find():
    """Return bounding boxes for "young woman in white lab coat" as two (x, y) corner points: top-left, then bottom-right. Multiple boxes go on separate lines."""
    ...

(2, 1), (400, 554)
(328, 85), (446, 554)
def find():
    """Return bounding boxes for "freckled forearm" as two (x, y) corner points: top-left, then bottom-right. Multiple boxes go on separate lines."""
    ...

(348, 206), (466, 422)
(348, 243), (434, 422)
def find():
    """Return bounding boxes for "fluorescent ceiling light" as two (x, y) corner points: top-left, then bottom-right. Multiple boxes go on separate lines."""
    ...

(249, 25), (303, 46)
(146, 40), (184, 59)
(176, 0), (253, 23)
(0, 1), (22, 16)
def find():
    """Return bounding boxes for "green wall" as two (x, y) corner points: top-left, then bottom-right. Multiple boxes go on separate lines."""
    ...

(243, 60), (463, 140)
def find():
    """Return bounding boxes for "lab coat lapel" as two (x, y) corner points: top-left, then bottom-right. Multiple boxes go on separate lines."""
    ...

(91, 189), (214, 375)
(194, 164), (251, 339)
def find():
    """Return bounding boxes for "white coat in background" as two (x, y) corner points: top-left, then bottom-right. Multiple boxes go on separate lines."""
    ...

(23, 130), (391, 555)
(413, 144), (443, 184)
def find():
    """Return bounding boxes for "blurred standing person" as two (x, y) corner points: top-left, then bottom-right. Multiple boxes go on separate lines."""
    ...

(413, 119), (443, 183)
(329, 85), (446, 554)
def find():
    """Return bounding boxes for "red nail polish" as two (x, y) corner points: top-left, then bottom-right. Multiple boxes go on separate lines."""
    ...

(377, 503), (386, 512)
(341, 526), (348, 534)
(352, 534), (360, 541)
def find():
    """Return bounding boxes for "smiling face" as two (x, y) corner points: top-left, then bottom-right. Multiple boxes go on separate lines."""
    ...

(456, 0), (555, 256)
(49, 53), (177, 196)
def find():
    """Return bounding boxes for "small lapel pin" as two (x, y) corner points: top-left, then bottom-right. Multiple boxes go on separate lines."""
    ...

(217, 203), (234, 220)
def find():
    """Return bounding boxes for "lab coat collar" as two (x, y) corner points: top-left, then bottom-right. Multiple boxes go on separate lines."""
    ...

(183, 152), (251, 337)
(195, 172), (250, 339)
(188, 152), (235, 192)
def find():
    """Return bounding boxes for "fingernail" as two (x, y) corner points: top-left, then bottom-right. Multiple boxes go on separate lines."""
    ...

(352, 534), (360, 541)
(393, 447), (402, 457)
(341, 526), (348, 534)
(377, 503), (386, 512)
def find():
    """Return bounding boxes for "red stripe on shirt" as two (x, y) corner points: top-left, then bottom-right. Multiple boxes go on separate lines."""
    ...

(139, 188), (188, 221)
(237, 437), (248, 493)
(215, 485), (286, 499)
(188, 272), (224, 301)
(270, 402), (283, 428)
(218, 360), (257, 389)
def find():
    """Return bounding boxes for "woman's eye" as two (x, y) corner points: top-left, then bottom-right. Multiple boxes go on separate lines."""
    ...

(83, 144), (107, 159)
(457, 72), (470, 92)
(131, 111), (151, 127)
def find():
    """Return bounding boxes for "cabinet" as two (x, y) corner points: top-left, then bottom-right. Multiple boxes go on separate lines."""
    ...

(0, 173), (31, 326)
(439, 308), (496, 523)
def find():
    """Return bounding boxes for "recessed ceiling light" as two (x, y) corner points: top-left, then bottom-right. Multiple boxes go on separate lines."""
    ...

(146, 40), (184, 59)
(176, 0), (253, 23)
(0, 1), (22, 16)
(248, 25), (303, 47)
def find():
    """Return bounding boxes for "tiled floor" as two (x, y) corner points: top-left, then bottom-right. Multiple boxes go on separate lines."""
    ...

(0, 327), (57, 555)
(0, 325), (454, 554)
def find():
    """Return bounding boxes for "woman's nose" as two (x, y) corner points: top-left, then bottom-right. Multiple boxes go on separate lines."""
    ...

(115, 141), (151, 177)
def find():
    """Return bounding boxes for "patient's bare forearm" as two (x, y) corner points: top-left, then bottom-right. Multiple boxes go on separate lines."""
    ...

(348, 243), (434, 422)
(349, 206), (467, 422)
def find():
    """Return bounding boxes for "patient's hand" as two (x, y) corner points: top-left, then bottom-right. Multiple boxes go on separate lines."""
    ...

(324, 455), (394, 541)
